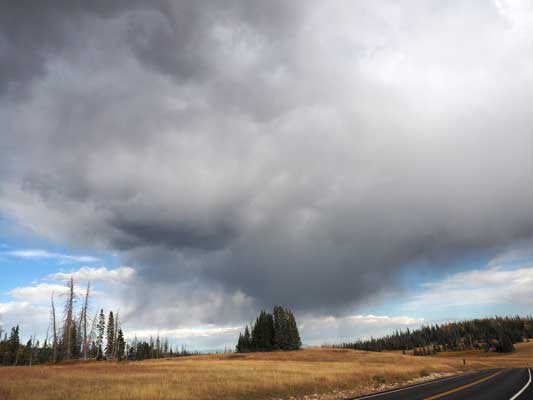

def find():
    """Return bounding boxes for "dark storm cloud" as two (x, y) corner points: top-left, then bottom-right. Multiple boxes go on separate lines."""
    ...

(2, 0), (533, 325)
(1, 0), (301, 94)
(109, 213), (238, 251)
(0, 0), (150, 97)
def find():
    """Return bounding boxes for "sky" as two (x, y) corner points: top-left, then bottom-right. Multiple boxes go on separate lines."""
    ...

(2, 0), (533, 350)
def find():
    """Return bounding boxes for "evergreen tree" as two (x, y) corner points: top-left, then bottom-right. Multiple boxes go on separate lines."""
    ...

(105, 311), (115, 359)
(96, 309), (105, 360)
(273, 306), (290, 350)
(156, 334), (161, 359)
(243, 325), (252, 352)
(287, 310), (302, 350)
(251, 311), (274, 351)
(496, 334), (515, 353)
(236, 332), (244, 353)
(7, 325), (20, 365)
(70, 321), (80, 359)
(116, 329), (126, 360)
(163, 338), (169, 355)
(22, 338), (33, 366)
(338, 315), (530, 353)
(236, 307), (301, 352)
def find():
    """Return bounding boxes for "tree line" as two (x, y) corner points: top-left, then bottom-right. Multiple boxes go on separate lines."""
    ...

(0, 277), (195, 366)
(236, 306), (301, 352)
(337, 316), (533, 354)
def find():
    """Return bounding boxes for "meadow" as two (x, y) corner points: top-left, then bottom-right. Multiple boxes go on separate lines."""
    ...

(1, 344), (532, 400)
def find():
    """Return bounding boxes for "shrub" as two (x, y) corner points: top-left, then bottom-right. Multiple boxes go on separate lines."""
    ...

(420, 369), (430, 377)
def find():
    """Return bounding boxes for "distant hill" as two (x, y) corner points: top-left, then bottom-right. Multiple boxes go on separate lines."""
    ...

(338, 316), (533, 354)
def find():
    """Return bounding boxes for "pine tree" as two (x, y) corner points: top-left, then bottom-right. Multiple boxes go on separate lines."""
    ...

(7, 325), (20, 365)
(273, 306), (290, 350)
(70, 321), (80, 359)
(96, 309), (105, 360)
(112, 312), (119, 360)
(156, 334), (161, 359)
(264, 312), (275, 350)
(236, 332), (244, 352)
(163, 338), (169, 356)
(287, 310), (302, 350)
(116, 329), (126, 361)
(251, 311), (275, 351)
(243, 325), (251, 352)
(105, 311), (115, 359)
(496, 334), (515, 353)
(237, 307), (301, 352)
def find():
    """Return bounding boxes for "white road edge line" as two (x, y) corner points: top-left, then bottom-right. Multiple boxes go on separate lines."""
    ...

(354, 371), (487, 400)
(509, 368), (531, 400)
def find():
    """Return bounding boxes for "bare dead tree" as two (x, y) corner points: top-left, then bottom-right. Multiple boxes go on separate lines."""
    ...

(88, 312), (98, 358)
(63, 277), (76, 360)
(76, 308), (83, 357)
(51, 292), (58, 363)
(81, 281), (91, 360)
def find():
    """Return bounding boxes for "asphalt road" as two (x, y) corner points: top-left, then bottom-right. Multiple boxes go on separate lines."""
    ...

(352, 368), (532, 400)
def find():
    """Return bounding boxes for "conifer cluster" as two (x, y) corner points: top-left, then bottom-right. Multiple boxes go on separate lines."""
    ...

(236, 306), (301, 352)
(338, 316), (532, 354)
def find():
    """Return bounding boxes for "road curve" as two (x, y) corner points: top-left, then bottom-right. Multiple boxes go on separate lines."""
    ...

(350, 368), (532, 400)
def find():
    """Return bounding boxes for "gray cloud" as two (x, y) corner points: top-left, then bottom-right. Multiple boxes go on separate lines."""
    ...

(2, 0), (533, 326)
(0, 0), (150, 98)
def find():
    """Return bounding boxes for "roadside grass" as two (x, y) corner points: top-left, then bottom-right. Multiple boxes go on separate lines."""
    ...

(433, 341), (533, 368)
(1, 345), (531, 400)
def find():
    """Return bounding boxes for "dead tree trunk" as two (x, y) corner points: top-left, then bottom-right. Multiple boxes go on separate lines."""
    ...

(64, 277), (75, 360)
(51, 293), (58, 363)
(82, 281), (90, 360)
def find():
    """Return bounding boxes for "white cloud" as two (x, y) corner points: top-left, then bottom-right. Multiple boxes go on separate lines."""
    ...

(4, 249), (100, 263)
(0, 301), (49, 336)
(303, 314), (422, 327)
(0, 301), (33, 315)
(125, 325), (240, 340)
(494, 0), (533, 34)
(50, 266), (135, 283)
(405, 266), (533, 311)
(345, 314), (421, 325)
(299, 314), (424, 346)
(8, 283), (70, 304)
(487, 242), (533, 267)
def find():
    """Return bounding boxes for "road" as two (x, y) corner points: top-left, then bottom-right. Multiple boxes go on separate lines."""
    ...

(352, 368), (532, 400)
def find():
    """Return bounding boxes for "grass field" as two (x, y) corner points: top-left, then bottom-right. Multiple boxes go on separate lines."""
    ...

(1, 344), (532, 400)
(434, 341), (533, 367)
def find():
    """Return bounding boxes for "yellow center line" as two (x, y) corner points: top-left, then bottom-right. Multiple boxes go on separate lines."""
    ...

(423, 371), (504, 400)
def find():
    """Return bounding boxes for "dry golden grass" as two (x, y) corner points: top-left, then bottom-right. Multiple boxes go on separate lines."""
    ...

(1, 344), (532, 400)
(434, 341), (533, 368)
